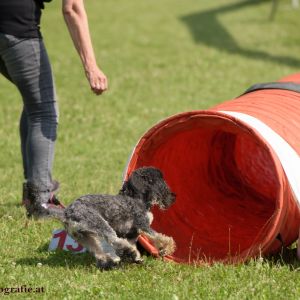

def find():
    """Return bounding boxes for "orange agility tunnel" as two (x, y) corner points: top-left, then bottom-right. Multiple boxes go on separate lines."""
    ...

(124, 73), (300, 264)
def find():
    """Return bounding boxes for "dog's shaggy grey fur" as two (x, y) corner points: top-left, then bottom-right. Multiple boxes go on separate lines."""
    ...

(26, 167), (176, 270)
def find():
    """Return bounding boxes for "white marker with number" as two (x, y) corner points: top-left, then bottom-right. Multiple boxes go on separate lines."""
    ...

(48, 229), (86, 253)
(49, 229), (119, 260)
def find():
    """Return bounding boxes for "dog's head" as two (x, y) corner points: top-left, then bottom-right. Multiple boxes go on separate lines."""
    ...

(120, 167), (176, 209)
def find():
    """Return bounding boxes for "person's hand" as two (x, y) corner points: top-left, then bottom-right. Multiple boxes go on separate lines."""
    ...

(85, 66), (108, 95)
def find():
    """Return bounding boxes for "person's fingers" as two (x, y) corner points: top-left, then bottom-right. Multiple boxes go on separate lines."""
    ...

(91, 82), (105, 95)
(88, 71), (108, 95)
(100, 76), (108, 90)
(91, 85), (103, 95)
(99, 82), (106, 92)
(94, 88), (103, 95)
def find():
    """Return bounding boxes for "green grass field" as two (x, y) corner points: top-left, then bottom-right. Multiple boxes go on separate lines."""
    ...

(1, 0), (300, 298)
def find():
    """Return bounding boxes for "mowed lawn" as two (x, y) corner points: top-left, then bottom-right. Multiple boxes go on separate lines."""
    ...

(1, 0), (300, 298)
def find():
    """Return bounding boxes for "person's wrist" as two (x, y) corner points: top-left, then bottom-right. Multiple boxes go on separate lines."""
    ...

(82, 55), (98, 72)
(84, 64), (95, 74)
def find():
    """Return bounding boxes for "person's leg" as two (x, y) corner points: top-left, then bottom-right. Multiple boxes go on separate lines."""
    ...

(20, 108), (29, 181)
(20, 107), (60, 204)
(0, 33), (58, 206)
(0, 42), (28, 182)
(0, 35), (30, 204)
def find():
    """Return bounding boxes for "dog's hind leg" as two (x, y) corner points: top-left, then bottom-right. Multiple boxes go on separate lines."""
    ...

(67, 214), (142, 265)
(72, 230), (120, 270)
(94, 222), (142, 264)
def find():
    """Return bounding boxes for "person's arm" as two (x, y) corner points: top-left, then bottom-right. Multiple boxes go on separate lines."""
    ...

(62, 0), (107, 95)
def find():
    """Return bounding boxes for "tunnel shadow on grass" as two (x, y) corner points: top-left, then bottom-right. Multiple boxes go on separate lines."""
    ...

(180, 0), (300, 68)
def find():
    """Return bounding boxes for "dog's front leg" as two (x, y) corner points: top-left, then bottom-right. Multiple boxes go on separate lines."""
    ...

(139, 228), (176, 256)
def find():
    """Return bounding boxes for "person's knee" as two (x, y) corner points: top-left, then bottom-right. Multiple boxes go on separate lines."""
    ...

(27, 101), (58, 140)
(27, 101), (58, 121)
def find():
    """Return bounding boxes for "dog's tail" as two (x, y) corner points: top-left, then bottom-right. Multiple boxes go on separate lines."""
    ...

(44, 206), (66, 222)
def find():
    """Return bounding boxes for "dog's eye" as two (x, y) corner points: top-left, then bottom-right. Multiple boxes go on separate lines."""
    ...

(141, 175), (153, 183)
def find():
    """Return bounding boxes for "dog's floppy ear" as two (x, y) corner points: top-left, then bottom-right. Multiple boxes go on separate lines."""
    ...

(119, 170), (148, 198)
(119, 180), (133, 197)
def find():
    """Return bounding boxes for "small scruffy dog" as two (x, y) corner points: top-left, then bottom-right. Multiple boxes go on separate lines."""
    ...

(27, 167), (176, 270)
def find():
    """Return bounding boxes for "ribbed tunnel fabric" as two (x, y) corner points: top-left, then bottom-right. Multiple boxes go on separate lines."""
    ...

(125, 74), (300, 263)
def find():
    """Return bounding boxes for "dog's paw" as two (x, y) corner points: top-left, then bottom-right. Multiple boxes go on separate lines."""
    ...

(157, 236), (176, 256)
(133, 257), (144, 264)
(96, 256), (120, 271)
(116, 247), (141, 263)
(159, 248), (167, 257)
